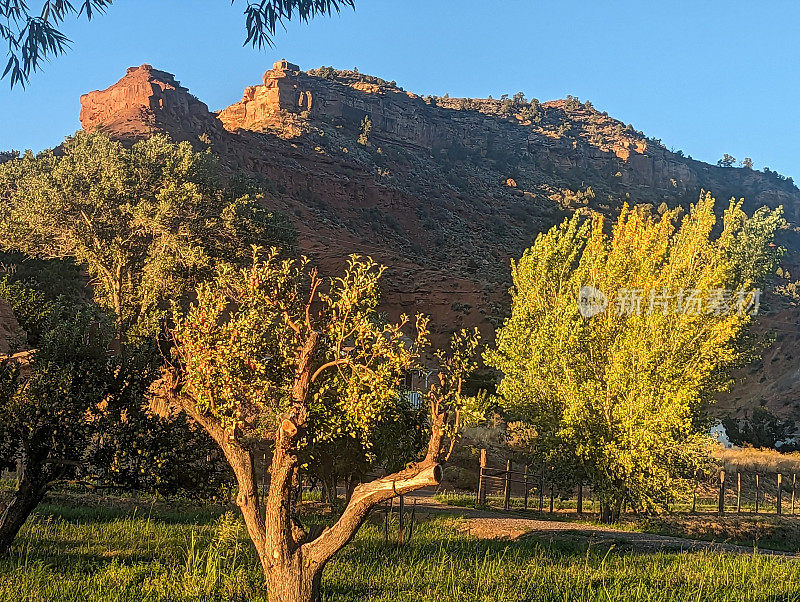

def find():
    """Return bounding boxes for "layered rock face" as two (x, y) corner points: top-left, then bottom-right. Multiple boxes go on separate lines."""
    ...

(215, 60), (797, 218)
(77, 60), (800, 421)
(80, 65), (226, 142)
(80, 60), (799, 220)
(218, 60), (311, 131)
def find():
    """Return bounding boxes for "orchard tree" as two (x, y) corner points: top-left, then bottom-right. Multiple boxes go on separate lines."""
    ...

(0, 283), (114, 549)
(162, 250), (481, 602)
(486, 193), (783, 522)
(1, 0), (355, 87)
(0, 131), (294, 340)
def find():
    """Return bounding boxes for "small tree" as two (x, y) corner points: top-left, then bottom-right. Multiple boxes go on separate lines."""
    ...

(0, 285), (114, 549)
(486, 193), (782, 522)
(742, 157), (754, 169)
(164, 250), (480, 601)
(717, 153), (736, 167)
(357, 115), (372, 146)
(301, 397), (427, 504)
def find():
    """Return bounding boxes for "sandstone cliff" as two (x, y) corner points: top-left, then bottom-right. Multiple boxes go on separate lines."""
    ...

(77, 60), (800, 423)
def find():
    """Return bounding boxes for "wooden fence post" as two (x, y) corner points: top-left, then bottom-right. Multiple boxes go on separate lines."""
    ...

(718, 470), (725, 515)
(793, 474), (796, 515)
(777, 473), (783, 516)
(691, 474), (697, 513)
(477, 449), (487, 507)
(384, 498), (391, 542)
(503, 459), (512, 511)
(549, 483), (555, 514)
(397, 494), (404, 544)
(406, 499), (417, 542)
(523, 465), (529, 511)
(577, 482), (584, 515)
(755, 474), (760, 513)
(539, 470), (544, 512)
(736, 472), (741, 513)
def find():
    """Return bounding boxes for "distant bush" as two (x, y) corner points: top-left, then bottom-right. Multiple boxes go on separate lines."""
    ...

(0, 150), (19, 164)
(564, 95), (581, 111)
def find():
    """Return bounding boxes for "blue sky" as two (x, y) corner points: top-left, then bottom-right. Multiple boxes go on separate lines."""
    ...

(0, 0), (798, 179)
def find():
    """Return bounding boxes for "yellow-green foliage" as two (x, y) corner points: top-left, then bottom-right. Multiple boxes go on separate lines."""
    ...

(172, 249), (428, 447)
(486, 193), (783, 516)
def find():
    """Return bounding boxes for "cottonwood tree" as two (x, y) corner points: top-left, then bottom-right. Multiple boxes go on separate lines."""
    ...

(486, 193), (783, 522)
(163, 249), (481, 602)
(1, 0), (355, 87)
(0, 131), (294, 340)
(0, 284), (114, 550)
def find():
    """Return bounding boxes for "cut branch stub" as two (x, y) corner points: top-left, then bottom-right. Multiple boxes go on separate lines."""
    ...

(281, 419), (298, 437)
(303, 462), (442, 567)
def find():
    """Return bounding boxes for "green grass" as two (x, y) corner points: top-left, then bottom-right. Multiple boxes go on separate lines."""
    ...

(433, 489), (800, 553)
(432, 491), (477, 508)
(434, 490), (600, 512)
(2, 496), (800, 601)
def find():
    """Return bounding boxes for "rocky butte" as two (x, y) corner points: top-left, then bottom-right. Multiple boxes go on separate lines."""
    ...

(79, 60), (800, 424)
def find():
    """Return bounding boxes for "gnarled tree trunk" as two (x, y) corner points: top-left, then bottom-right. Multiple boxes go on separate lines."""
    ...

(0, 461), (50, 552)
(162, 320), (453, 602)
(175, 384), (445, 602)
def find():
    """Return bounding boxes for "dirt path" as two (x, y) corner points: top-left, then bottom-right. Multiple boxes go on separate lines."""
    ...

(403, 490), (797, 557)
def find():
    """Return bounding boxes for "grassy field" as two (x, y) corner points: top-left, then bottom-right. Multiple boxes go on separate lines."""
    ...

(434, 490), (800, 553)
(1, 493), (800, 601)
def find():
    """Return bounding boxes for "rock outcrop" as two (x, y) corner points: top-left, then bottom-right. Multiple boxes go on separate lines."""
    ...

(77, 60), (800, 422)
(80, 64), (226, 143)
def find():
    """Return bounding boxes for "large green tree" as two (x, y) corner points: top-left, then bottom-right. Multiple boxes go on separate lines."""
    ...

(2, 0), (355, 87)
(0, 131), (294, 340)
(0, 133), (293, 549)
(486, 193), (783, 522)
(163, 250), (481, 602)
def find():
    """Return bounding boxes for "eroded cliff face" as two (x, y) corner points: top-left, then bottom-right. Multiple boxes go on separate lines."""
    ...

(77, 60), (800, 421)
(80, 65), (225, 143)
(213, 61), (797, 218)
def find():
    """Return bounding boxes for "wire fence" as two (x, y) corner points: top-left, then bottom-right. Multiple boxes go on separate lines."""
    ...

(475, 449), (800, 516)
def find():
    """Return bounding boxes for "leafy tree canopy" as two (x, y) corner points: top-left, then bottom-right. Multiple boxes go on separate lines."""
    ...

(486, 193), (783, 521)
(1, 0), (354, 87)
(0, 132), (295, 340)
(0, 279), (115, 548)
(173, 250), (430, 446)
